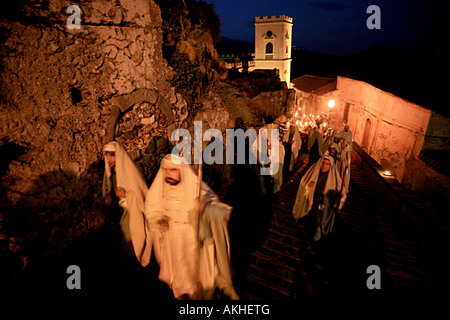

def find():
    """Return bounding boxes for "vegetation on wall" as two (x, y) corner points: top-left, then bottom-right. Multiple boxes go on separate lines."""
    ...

(155, 0), (223, 115)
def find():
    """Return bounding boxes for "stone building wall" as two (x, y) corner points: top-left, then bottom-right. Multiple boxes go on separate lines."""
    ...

(0, 0), (188, 205)
(337, 76), (431, 182)
(0, 0), (188, 269)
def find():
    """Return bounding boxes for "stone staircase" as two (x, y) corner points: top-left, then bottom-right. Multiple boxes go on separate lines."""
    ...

(240, 153), (445, 302)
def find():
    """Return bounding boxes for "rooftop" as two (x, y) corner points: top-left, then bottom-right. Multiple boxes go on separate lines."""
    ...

(255, 15), (293, 23)
(291, 74), (337, 95)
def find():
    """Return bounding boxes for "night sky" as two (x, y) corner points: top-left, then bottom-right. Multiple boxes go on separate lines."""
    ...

(206, 0), (448, 56)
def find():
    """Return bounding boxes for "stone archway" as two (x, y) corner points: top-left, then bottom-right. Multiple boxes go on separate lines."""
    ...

(103, 89), (175, 145)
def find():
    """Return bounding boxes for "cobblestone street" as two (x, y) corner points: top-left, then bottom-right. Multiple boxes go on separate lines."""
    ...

(241, 152), (445, 303)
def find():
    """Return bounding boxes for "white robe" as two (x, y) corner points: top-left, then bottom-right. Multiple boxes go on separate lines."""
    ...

(255, 124), (285, 193)
(340, 130), (353, 150)
(102, 142), (152, 266)
(292, 155), (343, 221)
(307, 128), (323, 156)
(144, 154), (238, 300)
(283, 126), (302, 171)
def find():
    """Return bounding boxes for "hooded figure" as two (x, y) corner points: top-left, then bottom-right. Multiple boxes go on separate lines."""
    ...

(322, 128), (334, 153)
(324, 142), (349, 205)
(292, 155), (344, 240)
(336, 143), (350, 200)
(340, 124), (353, 150)
(327, 142), (340, 163)
(102, 142), (152, 266)
(283, 123), (302, 171)
(253, 125), (283, 194)
(307, 126), (323, 164)
(144, 154), (238, 300)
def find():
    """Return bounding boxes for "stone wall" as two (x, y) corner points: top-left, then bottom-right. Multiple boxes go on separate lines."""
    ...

(337, 76), (431, 182)
(0, 0), (295, 276)
(422, 111), (450, 151)
(0, 0), (188, 269)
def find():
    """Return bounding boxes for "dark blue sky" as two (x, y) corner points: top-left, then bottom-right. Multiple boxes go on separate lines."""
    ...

(206, 0), (447, 56)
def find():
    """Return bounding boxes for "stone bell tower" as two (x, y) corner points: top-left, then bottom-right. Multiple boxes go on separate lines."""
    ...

(254, 15), (293, 85)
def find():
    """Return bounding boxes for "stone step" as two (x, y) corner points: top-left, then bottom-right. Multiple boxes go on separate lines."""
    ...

(241, 152), (441, 300)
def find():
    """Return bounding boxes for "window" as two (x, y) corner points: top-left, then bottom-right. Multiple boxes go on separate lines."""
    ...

(343, 102), (350, 122)
(266, 30), (273, 37)
(265, 42), (273, 54)
(362, 118), (371, 149)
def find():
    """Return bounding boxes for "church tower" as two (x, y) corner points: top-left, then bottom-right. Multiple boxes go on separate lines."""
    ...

(254, 15), (293, 85)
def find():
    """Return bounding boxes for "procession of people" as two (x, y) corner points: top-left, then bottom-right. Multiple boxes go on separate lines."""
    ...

(101, 116), (352, 300)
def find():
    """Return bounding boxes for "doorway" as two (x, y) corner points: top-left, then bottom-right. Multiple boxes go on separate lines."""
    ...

(362, 118), (371, 149)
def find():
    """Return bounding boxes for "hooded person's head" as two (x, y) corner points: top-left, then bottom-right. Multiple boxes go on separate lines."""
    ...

(320, 156), (332, 173)
(161, 154), (183, 186)
(104, 143), (117, 170)
(329, 142), (339, 156)
(145, 154), (201, 217)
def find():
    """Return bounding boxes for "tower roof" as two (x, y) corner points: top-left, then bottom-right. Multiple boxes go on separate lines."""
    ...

(255, 15), (293, 24)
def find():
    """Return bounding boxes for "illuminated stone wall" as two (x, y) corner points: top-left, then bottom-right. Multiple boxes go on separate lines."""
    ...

(337, 76), (431, 181)
(0, 0), (188, 269)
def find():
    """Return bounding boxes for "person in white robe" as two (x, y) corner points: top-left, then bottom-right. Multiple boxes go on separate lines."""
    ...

(307, 126), (323, 164)
(272, 136), (285, 193)
(324, 142), (350, 205)
(144, 154), (238, 300)
(325, 142), (340, 162)
(322, 128), (334, 154)
(340, 124), (353, 149)
(257, 124), (284, 193)
(283, 123), (302, 172)
(292, 155), (345, 240)
(102, 141), (152, 266)
(337, 144), (351, 199)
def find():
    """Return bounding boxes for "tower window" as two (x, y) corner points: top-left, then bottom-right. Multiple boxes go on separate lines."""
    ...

(265, 43), (273, 54)
(266, 30), (273, 37)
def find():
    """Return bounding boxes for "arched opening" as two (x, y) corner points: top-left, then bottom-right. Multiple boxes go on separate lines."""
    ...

(362, 118), (371, 149)
(265, 43), (273, 60)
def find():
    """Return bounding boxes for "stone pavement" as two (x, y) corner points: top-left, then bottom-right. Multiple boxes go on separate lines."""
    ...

(239, 153), (445, 303)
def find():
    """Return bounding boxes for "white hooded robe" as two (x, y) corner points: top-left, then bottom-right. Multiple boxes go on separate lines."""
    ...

(102, 142), (152, 266)
(144, 154), (238, 300)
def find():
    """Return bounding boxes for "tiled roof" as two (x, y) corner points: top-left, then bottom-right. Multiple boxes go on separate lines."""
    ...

(291, 74), (337, 95)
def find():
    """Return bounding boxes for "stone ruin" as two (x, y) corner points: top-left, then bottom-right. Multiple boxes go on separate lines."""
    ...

(0, 0), (189, 270)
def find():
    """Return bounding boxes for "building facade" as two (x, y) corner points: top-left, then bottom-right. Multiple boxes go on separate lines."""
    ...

(291, 75), (434, 183)
(254, 15), (293, 85)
